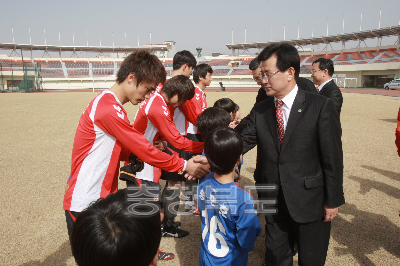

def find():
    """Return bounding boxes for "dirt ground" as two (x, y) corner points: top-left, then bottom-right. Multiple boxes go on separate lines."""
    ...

(0, 90), (399, 266)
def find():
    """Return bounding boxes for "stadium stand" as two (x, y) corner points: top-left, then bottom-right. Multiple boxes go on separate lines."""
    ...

(230, 69), (252, 75)
(207, 59), (231, 66)
(67, 69), (90, 78)
(91, 61), (114, 68)
(93, 69), (114, 77)
(211, 69), (230, 76)
(64, 60), (89, 69)
(240, 58), (253, 65)
(40, 69), (65, 78)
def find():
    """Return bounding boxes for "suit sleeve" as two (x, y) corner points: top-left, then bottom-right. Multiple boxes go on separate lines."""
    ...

(326, 88), (343, 116)
(255, 87), (268, 104)
(317, 98), (344, 207)
(94, 103), (186, 173)
(241, 106), (258, 154)
(148, 105), (204, 153)
(235, 192), (262, 252)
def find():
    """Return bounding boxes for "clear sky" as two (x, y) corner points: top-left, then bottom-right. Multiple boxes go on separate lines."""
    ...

(0, 0), (399, 57)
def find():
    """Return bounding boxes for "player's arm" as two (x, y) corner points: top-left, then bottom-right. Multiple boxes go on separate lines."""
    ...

(148, 106), (203, 153)
(95, 103), (207, 176)
(235, 192), (262, 252)
(179, 98), (201, 126)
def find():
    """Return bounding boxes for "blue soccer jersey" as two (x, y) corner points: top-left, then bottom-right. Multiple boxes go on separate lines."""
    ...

(198, 173), (262, 266)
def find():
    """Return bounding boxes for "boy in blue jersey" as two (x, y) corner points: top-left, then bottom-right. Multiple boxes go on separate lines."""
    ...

(196, 107), (231, 185)
(198, 127), (262, 266)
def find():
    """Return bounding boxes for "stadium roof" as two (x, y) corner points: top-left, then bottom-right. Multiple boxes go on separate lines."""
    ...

(0, 43), (168, 53)
(226, 25), (400, 51)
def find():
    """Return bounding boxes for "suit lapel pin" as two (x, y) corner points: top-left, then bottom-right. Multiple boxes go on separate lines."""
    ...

(298, 109), (302, 112)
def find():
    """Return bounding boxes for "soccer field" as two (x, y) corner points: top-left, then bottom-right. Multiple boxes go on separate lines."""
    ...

(0, 91), (400, 265)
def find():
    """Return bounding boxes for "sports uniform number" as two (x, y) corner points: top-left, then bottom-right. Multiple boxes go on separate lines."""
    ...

(201, 209), (229, 257)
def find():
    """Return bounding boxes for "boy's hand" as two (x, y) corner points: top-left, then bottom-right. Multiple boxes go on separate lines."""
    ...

(234, 168), (241, 181)
(185, 156), (210, 180)
(154, 140), (166, 151)
(229, 119), (240, 129)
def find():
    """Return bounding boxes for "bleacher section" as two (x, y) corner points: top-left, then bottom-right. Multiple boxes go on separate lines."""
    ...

(1, 48), (399, 79)
(230, 69), (252, 75)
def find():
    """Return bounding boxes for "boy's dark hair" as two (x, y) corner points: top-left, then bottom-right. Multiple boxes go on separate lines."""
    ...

(213, 98), (236, 114)
(173, 50), (197, 70)
(161, 75), (195, 101)
(71, 189), (161, 266)
(197, 107), (231, 140)
(313, 57), (334, 77)
(116, 50), (166, 87)
(234, 103), (240, 113)
(258, 43), (300, 80)
(249, 57), (261, 71)
(193, 63), (213, 84)
(204, 127), (243, 175)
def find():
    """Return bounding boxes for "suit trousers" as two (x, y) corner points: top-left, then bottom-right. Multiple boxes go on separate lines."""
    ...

(264, 187), (331, 266)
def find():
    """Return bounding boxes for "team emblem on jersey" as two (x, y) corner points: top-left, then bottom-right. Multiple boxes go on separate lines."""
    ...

(154, 195), (160, 202)
(199, 189), (205, 200)
(65, 175), (72, 190)
(219, 204), (229, 218)
(117, 112), (124, 119)
(113, 105), (124, 119)
(162, 106), (169, 117)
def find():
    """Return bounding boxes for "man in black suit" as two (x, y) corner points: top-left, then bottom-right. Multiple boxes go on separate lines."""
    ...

(311, 58), (343, 116)
(241, 43), (344, 266)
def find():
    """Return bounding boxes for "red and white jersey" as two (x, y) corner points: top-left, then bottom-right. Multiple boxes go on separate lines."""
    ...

(185, 85), (207, 134)
(133, 92), (204, 182)
(63, 90), (185, 212)
(157, 81), (206, 135)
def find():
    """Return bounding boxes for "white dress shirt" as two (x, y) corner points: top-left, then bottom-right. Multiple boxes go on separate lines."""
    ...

(274, 85), (298, 133)
(318, 78), (332, 92)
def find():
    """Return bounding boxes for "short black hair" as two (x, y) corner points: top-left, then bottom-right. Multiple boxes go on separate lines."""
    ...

(213, 98), (236, 114)
(313, 57), (334, 76)
(161, 75), (195, 101)
(71, 189), (161, 266)
(116, 50), (166, 88)
(258, 43), (300, 80)
(173, 50), (197, 71)
(249, 57), (261, 71)
(204, 127), (243, 175)
(234, 103), (240, 113)
(197, 107), (231, 140)
(193, 63), (213, 84)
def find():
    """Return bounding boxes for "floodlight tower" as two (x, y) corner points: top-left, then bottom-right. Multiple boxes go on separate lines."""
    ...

(196, 47), (202, 58)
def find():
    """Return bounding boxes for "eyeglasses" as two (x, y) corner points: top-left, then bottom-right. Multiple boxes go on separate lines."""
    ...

(252, 76), (262, 83)
(311, 69), (323, 74)
(260, 70), (280, 80)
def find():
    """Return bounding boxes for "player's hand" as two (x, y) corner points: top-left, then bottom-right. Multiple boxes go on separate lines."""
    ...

(154, 140), (166, 151)
(323, 205), (339, 222)
(185, 156), (210, 180)
(229, 119), (240, 129)
(234, 168), (241, 181)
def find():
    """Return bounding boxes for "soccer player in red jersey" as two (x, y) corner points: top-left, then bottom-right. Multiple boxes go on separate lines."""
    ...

(63, 51), (209, 244)
(183, 63), (213, 213)
(133, 75), (204, 238)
